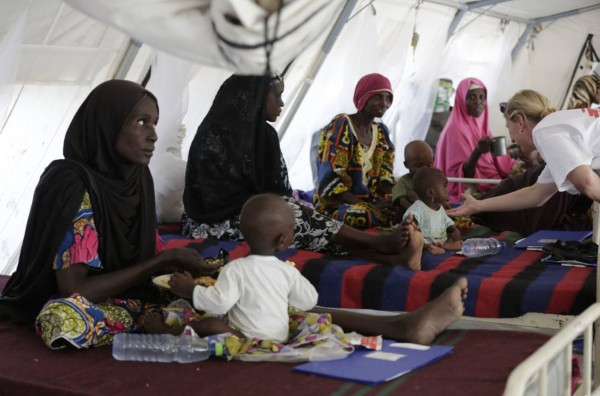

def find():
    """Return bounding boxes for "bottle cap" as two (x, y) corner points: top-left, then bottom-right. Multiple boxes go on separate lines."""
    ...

(213, 342), (224, 357)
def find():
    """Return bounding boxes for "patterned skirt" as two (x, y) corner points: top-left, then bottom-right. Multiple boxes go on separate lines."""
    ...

(35, 294), (202, 350)
(181, 195), (345, 254)
(35, 294), (352, 363)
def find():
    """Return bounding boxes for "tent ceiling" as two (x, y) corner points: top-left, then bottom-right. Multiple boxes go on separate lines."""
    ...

(420, 0), (600, 24)
(482, 0), (600, 21)
(3, 0), (598, 84)
(2, 0), (129, 84)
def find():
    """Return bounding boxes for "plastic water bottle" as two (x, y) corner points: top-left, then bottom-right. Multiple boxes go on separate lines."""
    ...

(462, 238), (506, 258)
(204, 334), (228, 357)
(112, 333), (210, 363)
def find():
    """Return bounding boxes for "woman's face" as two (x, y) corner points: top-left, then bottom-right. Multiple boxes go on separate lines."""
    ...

(465, 88), (486, 117)
(266, 81), (284, 122)
(364, 92), (392, 118)
(116, 96), (159, 166)
(505, 116), (535, 156)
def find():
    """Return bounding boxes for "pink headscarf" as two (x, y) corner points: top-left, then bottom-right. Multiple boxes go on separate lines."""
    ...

(434, 77), (516, 203)
(353, 73), (393, 111)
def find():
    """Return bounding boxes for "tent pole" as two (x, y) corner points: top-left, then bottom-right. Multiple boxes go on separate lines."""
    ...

(425, 0), (528, 25)
(446, 0), (513, 41)
(511, 4), (600, 61)
(559, 34), (597, 109)
(113, 39), (142, 80)
(510, 22), (534, 61)
(277, 0), (358, 140)
(594, 201), (600, 389)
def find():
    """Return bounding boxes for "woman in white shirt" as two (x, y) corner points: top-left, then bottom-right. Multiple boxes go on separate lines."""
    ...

(447, 89), (600, 217)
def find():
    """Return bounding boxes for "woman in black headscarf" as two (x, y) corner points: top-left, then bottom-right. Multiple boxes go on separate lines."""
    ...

(0, 80), (211, 349)
(182, 74), (424, 269)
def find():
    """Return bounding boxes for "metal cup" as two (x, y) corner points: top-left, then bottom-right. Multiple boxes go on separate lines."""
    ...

(491, 136), (507, 156)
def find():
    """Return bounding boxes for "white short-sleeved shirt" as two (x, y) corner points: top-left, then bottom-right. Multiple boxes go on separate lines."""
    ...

(533, 108), (600, 194)
(402, 200), (454, 245)
(192, 255), (318, 342)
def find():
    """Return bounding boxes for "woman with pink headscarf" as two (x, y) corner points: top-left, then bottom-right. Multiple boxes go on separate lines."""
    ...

(434, 77), (516, 203)
(314, 73), (396, 229)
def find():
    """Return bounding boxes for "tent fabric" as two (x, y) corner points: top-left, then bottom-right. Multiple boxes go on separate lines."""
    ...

(1, 0), (600, 275)
(64, 0), (345, 75)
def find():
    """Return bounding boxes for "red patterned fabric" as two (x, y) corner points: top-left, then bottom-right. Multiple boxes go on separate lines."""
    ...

(160, 231), (595, 318)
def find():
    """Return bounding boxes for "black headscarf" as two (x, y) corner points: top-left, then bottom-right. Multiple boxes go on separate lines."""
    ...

(183, 74), (291, 224)
(0, 80), (159, 324)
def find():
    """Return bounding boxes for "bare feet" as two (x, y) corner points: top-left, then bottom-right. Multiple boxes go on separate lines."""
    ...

(396, 220), (423, 270)
(361, 220), (423, 269)
(314, 278), (467, 344)
(335, 214), (424, 269)
(376, 214), (417, 254)
(402, 277), (468, 344)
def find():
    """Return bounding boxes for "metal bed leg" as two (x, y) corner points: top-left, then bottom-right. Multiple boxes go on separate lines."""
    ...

(594, 201), (600, 389)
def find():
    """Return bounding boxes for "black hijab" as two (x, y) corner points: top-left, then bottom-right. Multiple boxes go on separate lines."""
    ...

(0, 80), (159, 324)
(183, 74), (291, 224)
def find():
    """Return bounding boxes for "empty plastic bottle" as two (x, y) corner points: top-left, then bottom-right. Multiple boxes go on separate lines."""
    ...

(112, 333), (210, 363)
(461, 238), (506, 258)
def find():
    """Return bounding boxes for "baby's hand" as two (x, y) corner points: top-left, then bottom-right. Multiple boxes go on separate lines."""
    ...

(168, 271), (196, 299)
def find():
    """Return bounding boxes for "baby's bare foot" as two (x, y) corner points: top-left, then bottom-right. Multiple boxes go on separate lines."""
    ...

(426, 244), (446, 255)
(442, 240), (463, 251)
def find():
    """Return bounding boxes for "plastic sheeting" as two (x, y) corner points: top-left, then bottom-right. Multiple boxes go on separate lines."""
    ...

(64, 0), (345, 75)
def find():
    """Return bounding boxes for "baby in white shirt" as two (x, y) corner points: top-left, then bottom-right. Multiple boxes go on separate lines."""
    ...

(168, 193), (318, 342)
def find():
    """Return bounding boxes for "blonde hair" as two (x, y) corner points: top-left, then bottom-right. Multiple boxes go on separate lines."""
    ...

(504, 89), (557, 126)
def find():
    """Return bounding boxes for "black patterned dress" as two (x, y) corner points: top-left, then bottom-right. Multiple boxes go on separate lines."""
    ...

(182, 74), (343, 253)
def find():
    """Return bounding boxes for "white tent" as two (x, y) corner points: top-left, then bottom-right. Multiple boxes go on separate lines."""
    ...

(1, 0), (600, 275)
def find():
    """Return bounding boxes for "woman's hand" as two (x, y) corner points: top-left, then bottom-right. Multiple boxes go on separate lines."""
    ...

(464, 137), (493, 177)
(375, 199), (395, 218)
(476, 136), (493, 154)
(155, 247), (220, 277)
(446, 193), (479, 217)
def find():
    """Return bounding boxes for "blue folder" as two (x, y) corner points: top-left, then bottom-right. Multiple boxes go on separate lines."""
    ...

(513, 230), (593, 250)
(293, 339), (453, 386)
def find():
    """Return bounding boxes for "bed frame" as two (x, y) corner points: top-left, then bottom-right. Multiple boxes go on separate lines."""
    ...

(503, 201), (600, 395)
(504, 302), (600, 395)
(425, 178), (600, 393)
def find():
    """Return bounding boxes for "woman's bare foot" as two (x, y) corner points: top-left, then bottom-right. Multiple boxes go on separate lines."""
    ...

(375, 214), (418, 254)
(402, 277), (468, 344)
(140, 311), (182, 335)
(396, 221), (423, 270)
(314, 278), (467, 343)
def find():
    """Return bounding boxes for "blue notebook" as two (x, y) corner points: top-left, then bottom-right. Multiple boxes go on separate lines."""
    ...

(293, 339), (453, 386)
(513, 230), (593, 250)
